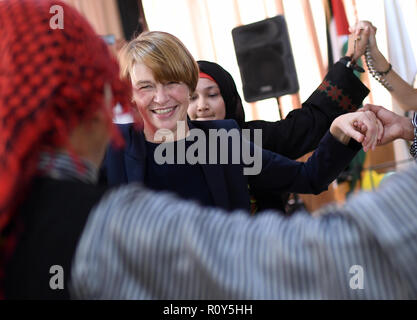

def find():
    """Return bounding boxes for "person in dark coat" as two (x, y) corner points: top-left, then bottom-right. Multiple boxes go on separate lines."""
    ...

(104, 31), (381, 213)
(188, 39), (370, 212)
(0, 0), (132, 299)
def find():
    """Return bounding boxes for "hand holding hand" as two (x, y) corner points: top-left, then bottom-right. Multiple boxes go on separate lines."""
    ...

(346, 21), (373, 61)
(360, 104), (414, 144)
(349, 21), (390, 72)
(349, 21), (377, 49)
(330, 110), (383, 152)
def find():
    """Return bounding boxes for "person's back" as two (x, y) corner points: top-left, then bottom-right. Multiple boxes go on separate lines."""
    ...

(0, 0), (131, 298)
(5, 177), (107, 299)
(72, 163), (417, 299)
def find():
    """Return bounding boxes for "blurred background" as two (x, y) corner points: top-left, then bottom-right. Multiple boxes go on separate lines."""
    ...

(62, 0), (417, 210)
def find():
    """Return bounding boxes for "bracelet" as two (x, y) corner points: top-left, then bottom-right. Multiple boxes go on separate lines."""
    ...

(377, 63), (392, 76)
(365, 45), (393, 91)
(410, 113), (417, 160)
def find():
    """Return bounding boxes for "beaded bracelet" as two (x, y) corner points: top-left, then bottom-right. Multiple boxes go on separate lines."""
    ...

(364, 45), (393, 91)
(410, 113), (417, 160)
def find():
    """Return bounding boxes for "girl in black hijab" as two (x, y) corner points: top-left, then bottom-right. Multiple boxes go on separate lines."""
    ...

(189, 59), (370, 212)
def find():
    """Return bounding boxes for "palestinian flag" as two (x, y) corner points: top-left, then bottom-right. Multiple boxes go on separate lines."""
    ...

(325, 0), (350, 67)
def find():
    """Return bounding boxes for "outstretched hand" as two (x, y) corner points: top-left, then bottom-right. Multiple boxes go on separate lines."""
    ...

(330, 110), (383, 152)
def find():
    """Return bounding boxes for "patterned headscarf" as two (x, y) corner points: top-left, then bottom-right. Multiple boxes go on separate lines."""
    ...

(0, 0), (132, 298)
(197, 60), (246, 128)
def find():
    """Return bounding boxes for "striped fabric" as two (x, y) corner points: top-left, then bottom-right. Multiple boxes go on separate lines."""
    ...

(71, 165), (417, 299)
(38, 152), (98, 184)
(410, 113), (417, 160)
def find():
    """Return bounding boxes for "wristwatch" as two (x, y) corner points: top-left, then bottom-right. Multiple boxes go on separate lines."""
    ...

(339, 56), (365, 73)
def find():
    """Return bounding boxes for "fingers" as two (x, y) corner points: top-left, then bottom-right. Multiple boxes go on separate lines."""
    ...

(349, 21), (378, 52)
(356, 27), (370, 57)
(344, 122), (365, 143)
(360, 110), (380, 151)
(354, 119), (383, 149)
(353, 120), (367, 134)
(363, 104), (397, 126)
(349, 20), (376, 34)
(359, 105), (402, 147)
(376, 118), (384, 144)
(347, 24), (371, 60)
(363, 104), (383, 114)
(349, 111), (378, 151)
(364, 111), (378, 151)
(331, 110), (383, 150)
(368, 26), (378, 48)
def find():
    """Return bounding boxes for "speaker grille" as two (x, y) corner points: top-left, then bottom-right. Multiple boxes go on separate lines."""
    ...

(232, 15), (299, 102)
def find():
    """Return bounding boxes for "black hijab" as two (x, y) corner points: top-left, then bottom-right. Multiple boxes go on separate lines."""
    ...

(197, 60), (246, 128)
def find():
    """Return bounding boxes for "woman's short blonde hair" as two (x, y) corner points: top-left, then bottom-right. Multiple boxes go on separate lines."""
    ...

(118, 31), (199, 93)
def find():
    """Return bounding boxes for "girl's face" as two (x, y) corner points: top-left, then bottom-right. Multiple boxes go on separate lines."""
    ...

(188, 77), (226, 121)
(131, 63), (190, 140)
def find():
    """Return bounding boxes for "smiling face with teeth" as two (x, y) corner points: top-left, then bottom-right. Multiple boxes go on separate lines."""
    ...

(131, 63), (191, 142)
(118, 31), (199, 143)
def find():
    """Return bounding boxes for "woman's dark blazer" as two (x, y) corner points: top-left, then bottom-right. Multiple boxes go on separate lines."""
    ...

(103, 118), (360, 213)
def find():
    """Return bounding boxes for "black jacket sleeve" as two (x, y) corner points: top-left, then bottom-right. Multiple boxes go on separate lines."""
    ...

(243, 60), (370, 160)
(247, 131), (361, 196)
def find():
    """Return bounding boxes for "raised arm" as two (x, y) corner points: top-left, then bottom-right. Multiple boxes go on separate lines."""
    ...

(245, 59), (369, 159)
(351, 21), (417, 111)
(247, 110), (381, 196)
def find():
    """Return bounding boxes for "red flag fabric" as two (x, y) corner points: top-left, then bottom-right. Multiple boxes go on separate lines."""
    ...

(331, 0), (350, 36)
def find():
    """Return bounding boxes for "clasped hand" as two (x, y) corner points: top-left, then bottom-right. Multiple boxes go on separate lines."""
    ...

(330, 110), (383, 152)
(331, 104), (414, 151)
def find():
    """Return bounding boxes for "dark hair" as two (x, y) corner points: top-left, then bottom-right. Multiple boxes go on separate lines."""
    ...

(197, 61), (245, 127)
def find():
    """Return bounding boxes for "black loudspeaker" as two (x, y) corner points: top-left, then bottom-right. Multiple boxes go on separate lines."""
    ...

(116, 0), (144, 40)
(232, 15), (299, 102)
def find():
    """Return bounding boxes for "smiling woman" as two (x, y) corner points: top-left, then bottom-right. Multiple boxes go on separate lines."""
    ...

(130, 63), (191, 142)
(102, 30), (379, 214)
(118, 31), (198, 142)
(189, 76), (227, 121)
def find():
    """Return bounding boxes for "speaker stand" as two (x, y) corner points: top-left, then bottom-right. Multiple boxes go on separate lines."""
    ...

(276, 97), (284, 120)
